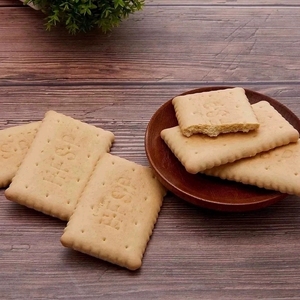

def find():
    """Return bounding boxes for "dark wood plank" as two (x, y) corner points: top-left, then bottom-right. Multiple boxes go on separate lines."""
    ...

(149, 0), (300, 5)
(0, 84), (299, 121)
(1, 0), (20, 6)
(4, 0), (300, 7)
(0, 6), (300, 84)
(1, 193), (300, 299)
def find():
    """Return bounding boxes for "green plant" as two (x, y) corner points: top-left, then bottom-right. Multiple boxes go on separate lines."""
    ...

(24, 0), (144, 34)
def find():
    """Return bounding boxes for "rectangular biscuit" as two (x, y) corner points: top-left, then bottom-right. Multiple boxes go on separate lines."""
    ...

(61, 153), (166, 271)
(172, 87), (259, 137)
(204, 140), (300, 196)
(5, 111), (114, 221)
(0, 122), (41, 188)
(161, 101), (299, 174)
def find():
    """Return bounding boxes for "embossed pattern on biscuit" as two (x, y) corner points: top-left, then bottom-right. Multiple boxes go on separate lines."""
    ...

(5, 111), (114, 221)
(204, 140), (300, 196)
(61, 153), (166, 270)
(0, 122), (41, 187)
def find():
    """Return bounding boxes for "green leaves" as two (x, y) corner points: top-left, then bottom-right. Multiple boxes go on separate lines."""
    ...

(26, 0), (144, 34)
(113, 0), (125, 8)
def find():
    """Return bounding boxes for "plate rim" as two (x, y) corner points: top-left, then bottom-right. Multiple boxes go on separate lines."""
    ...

(145, 86), (300, 212)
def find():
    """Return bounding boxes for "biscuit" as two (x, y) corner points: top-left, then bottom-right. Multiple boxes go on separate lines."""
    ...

(61, 153), (166, 270)
(0, 122), (40, 188)
(204, 140), (300, 196)
(172, 87), (259, 137)
(161, 101), (299, 174)
(5, 111), (114, 221)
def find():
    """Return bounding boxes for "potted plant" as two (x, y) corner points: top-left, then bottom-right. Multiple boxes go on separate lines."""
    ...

(21, 0), (144, 34)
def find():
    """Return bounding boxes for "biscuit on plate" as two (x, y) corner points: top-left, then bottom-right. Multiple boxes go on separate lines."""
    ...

(172, 87), (259, 137)
(161, 101), (299, 174)
(204, 140), (300, 196)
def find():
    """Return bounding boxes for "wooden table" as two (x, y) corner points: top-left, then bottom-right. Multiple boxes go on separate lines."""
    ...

(1, 1), (300, 299)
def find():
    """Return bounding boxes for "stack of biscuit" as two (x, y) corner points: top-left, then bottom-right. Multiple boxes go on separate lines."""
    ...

(161, 87), (300, 196)
(0, 110), (166, 270)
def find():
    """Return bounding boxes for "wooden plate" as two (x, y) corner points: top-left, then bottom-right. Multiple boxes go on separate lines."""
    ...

(145, 86), (300, 212)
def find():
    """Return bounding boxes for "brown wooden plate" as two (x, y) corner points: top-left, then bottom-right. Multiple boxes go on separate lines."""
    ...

(145, 86), (300, 212)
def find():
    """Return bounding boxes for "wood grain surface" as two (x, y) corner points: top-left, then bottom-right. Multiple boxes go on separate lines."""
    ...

(0, 1), (300, 299)
(1, 6), (300, 86)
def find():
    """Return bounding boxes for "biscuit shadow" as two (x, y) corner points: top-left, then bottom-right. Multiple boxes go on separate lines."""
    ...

(61, 248), (142, 275)
(158, 193), (300, 237)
